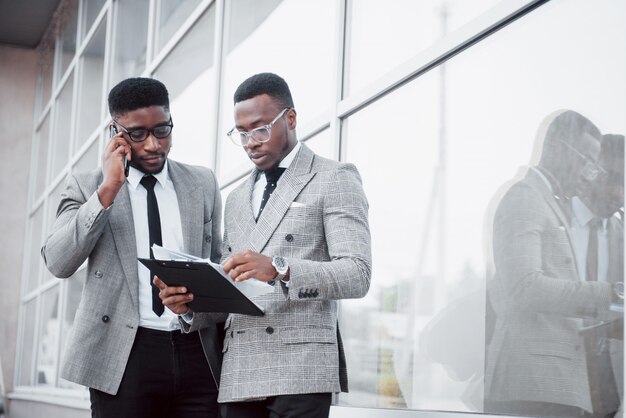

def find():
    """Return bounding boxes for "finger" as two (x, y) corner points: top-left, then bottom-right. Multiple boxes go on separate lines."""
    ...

(153, 276), (166, 290)
(162, 293), (193, 306)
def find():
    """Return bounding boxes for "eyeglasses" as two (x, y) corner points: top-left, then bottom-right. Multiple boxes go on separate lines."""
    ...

(227, 108), (290, 146)
(558, 139), (607, 181)
(113, 117), (174, 142)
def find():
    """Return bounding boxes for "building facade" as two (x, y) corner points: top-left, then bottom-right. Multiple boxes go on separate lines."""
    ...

(1, 0), (624, 417)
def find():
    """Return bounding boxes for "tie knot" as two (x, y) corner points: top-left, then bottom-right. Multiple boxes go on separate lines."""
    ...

(140, 175), (158, 191)
(264, 167), (286, 183)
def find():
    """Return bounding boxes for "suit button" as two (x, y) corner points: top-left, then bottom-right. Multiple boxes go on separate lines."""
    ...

(205, 235), (212, 242)
(102, 315), (110, 323)
(285, 234), (293, 242)
(266, 327), (274, 334)
(94, 270), (103, 278)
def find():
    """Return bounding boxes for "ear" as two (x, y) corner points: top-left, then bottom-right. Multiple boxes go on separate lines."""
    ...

(286, 108), (297, 130)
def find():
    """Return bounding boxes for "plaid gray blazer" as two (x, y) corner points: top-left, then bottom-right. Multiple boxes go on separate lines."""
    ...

(41, 160), (223, 395)
(187, 143), (372, 402)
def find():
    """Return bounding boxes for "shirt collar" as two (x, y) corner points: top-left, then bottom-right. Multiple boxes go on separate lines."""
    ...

(278, 140), (301, 169)
(571, 196), (607, 229)
(127, 160), (170, 190)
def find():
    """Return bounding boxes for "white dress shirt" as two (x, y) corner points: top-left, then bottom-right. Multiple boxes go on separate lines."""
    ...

(127, 162), (184, 330)
(570, 196), (609, 282)
(251, 141), (301, 214)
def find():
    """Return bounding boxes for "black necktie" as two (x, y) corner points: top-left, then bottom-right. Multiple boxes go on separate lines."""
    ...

(586, 217), (601, 282)
(256, 167), (286, 221)
(140, 175), (164, 316)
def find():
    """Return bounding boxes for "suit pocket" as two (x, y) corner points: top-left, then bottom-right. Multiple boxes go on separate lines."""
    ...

(281, 325), (335, 345)
(528, 340), (576, 360)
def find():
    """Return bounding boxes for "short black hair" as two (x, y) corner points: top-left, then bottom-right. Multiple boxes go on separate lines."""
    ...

(108, 77), (169, 117)
(233, 73), (294, 109)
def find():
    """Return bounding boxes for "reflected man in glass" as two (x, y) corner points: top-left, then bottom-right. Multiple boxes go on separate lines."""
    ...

(485, 110), (623, 418)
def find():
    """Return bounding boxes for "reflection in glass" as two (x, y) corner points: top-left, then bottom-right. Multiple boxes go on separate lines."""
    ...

(218, 0), (335, 181)
(485, 112), (624, 417)
(153, 6), (216, 168)
(76, 20), (106, 149)
(339, 0), (625, 413)
(110, 0), (149, 88)
(18, 299), (38, 386)
(27, 206), (45, 294)
(51, 73), (74, 181)
(155, 0), (202, 55)
(34, 116), (51, 200)
(36, 285), (60, 387)
(59, 269), (86, 389)
(79, 0), (106, 41)
(344, 0), (501, 96)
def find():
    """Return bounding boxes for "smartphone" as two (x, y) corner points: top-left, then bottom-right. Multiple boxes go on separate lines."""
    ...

(109, 124), (129, 177)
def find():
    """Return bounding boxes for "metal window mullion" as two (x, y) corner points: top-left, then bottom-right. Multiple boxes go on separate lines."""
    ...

(146, 0), (216, 76)
(145, 0), (157, 69)
(330, 0), (348, 163)
(210, 0), (226, 172)
(336, 0), (547, 121)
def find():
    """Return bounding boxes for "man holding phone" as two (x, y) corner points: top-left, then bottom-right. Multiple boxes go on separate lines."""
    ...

(41, 77), (223, 418)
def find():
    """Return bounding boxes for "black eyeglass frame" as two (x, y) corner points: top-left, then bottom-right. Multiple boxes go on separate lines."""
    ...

(112, 117), (174, 142)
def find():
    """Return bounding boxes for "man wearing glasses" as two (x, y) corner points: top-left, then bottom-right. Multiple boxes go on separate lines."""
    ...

(157, 72), (372, 418)
(41, 77), (223, 418)
(485, 111), (623, 417)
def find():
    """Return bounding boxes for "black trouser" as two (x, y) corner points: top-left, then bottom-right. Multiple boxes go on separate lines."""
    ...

(90, 327), (219, 418)
(220, 393), (332, 418)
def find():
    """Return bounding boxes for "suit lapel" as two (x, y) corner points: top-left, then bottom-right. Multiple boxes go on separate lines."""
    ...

(169, 160), (204, 257)
(108, 182), (140, 307)
(251, 145), (316, 253)
(525, 169), (581, 276)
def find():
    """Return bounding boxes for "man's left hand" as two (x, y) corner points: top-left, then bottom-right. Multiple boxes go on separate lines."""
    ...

(223, 250), (278, 282)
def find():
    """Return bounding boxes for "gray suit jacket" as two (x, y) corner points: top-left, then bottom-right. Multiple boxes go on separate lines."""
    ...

(186, 143), (372, 402)
(485, 168), (619, 412)
(41, 160), (223, 395)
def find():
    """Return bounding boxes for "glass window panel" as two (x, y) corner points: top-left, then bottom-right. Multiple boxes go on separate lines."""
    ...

(18, 299), (38, 386)
(155, 0), (202, 55)
(344, 0), (502, 96)
(111, 0), (149, 87)
(73, 138), (100, 174)
(51, 73), (75, 181)
(302, 129), (334, 160)
(36, 285), (60, 387)
(37, 46), (55, 113)
(34, 115), (51, 200)
(339, 0), (625, 413)
(153, 6), (216, 168)
(59, 269), (86, 389)
(80, 0), (106, 41)
(218, 0), (336, 182)
(57, 1), (79, 83)
(76, 19), (106, 149)
(27, 206), (45, 293)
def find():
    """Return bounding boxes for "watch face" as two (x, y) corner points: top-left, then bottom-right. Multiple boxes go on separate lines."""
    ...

(273, 256), (288, 273)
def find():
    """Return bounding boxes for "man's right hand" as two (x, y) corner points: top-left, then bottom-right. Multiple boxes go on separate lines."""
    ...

(153, 276), (194, 315)
(97, 133), (130, 208)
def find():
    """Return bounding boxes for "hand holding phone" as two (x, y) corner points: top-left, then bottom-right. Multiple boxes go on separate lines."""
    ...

(109, 124), (130, 177)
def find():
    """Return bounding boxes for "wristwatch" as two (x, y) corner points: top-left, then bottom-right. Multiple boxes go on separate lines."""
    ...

(271, 256), (289, 281)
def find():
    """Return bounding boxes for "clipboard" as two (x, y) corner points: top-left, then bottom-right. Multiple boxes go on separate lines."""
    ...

(139, 258), (264, 316)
